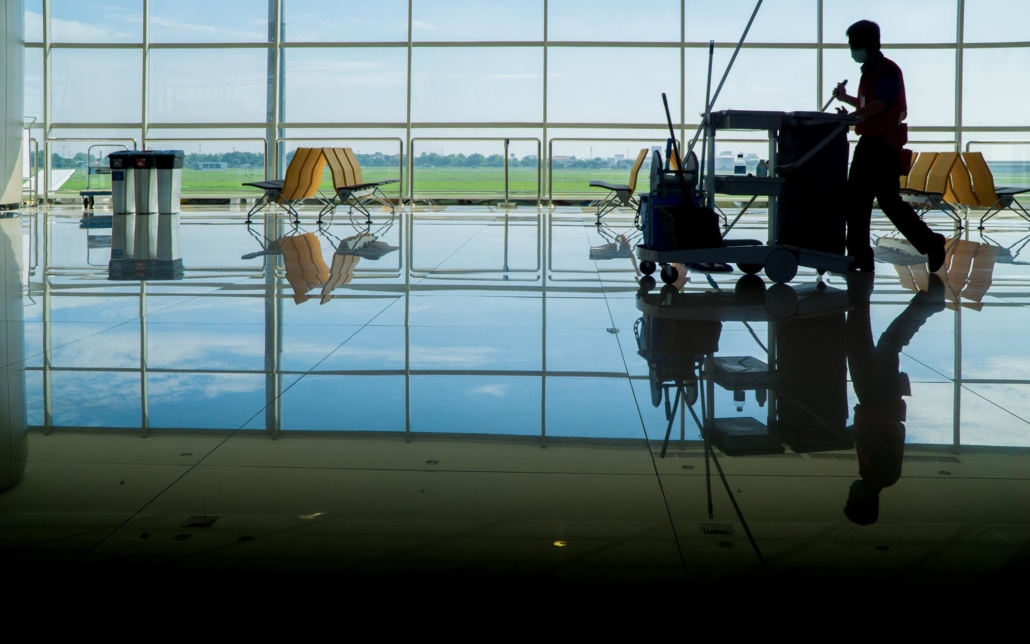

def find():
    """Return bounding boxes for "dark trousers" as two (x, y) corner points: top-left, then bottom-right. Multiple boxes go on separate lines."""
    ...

(846, 136), (938, 265)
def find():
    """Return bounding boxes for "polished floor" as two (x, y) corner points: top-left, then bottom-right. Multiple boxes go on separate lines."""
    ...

(2, 203), (1030, 589)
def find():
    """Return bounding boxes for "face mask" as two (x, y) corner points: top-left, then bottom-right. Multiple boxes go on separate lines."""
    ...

(851, 47), (868, 64)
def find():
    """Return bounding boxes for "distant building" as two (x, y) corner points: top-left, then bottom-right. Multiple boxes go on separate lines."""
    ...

(552, 155), (573, 168)
(198, 162), (228, 170)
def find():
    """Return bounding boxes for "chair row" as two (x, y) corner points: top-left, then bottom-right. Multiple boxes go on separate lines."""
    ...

(900, 151), (1030, 230)
(243, 147), (399, 224)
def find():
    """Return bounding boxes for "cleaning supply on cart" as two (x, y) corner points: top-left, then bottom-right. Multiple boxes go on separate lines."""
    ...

(734, 153), (746, 175)
(756, 160), (769, 177)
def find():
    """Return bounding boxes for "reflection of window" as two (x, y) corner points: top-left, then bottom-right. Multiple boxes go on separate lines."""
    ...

(412, 0), (543, 41)
(549, 48), (680, 123)
(411, 48), (543, 122)
(52, 49), (143, 123)
(149, 49), (268, 124)
(150, 0), (267, 43)
(964, 49), (1030, 127)
(283, 48), (407, 123)
(964, 0), (1030, 43)
(285, 0), (409, 42)
(51, 0), (142, 43)
(549, 0), (679, 42)
(822, 0), (956, 44)
(686, 0), (817, 43)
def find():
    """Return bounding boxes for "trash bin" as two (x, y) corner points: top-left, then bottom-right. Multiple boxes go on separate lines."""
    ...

(108, 150), (136, 260)
(131, 151), (158, 261)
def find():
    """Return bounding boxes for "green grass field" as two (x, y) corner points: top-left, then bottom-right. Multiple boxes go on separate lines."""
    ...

(55, 165), (1029, 200)
(57, 166), (654, 200)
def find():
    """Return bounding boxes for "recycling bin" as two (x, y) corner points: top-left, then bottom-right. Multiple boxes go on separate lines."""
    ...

(155, 151), (184, 263)
(131, 151), (158, 261)
(108, 150), (136, 259)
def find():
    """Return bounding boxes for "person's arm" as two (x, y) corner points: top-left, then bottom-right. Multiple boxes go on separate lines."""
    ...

(834, 82), (859, 108)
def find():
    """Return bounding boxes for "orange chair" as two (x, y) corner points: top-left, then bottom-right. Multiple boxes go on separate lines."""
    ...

(588, 148), (649, 225)
(319, 147), (399, 224)
(243, 147), (327, 223)
(900, 151), (962, 226)
(278, 232), (329, 304)
(962, 152), (1030, 229)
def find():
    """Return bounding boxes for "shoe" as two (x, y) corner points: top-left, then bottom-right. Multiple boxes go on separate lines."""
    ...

(926, 233), (947, 273)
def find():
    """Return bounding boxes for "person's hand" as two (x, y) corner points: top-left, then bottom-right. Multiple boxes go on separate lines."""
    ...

(834, 82), (848, 99)
(836, 106), (849, 115)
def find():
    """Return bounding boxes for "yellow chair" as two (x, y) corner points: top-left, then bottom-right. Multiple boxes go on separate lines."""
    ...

(901, 152), (936, 192)
(243, 147), (327, 223)
(899, 151), (918, 189)
(900, 151), (961, 226)
(963, 152), (1030, 229)
(588, 148), (649, 225)
(319, 147), (400, 224)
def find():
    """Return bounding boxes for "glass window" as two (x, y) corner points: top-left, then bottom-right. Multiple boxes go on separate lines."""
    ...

(822, 48), (955, 127)
(52, 49), (142, 123)
(963, 48), (1030, 127)
(150, 0), (268, 43)
(823, 0), (957, 44)
(149, 49), (268, 124)
(411, 48), (543, 122)
(25, 0), (43, 43)
(964, 0), (1030, 42)
(549, 48), (681, 124)
(283, 47), (407, 123)
(51, 0), (142, 43)
(412, 0), (543, 41)
(685, 0), (817, 43)
(284, 0), (408, 42)
(24, 47), (43, 122)
(688, 47), (817, 118)
(548, 0), (680, 42)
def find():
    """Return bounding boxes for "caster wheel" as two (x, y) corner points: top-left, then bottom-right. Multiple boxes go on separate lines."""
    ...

(638, 275), (656, 293)
(640, 260), (656, 276)
(660, 264), (679, 284)
(734, 273), (766, 298)
(766, 283), (800, 319)
(764, 249), (799, 284)
(737, 262), (763, 275)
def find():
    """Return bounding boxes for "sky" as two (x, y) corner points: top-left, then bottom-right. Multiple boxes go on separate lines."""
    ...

(20, 0), (1030, 159)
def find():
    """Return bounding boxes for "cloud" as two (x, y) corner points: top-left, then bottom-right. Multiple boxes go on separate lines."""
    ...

(412, 20), (437, 31)
(468, 384), (509, 398)
(148, 16), (265, 41)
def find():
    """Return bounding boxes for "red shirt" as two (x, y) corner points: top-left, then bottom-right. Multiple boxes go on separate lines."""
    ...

(855, 53), (908, 148)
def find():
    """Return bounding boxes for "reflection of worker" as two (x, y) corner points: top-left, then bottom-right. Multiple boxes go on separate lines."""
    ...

(834, 20), (945, 274)
(843, 273), (945, 525)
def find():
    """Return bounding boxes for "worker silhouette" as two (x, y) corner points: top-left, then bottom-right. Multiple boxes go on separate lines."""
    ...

(843, 272), (946, 525)
(833, 21), (946, 274)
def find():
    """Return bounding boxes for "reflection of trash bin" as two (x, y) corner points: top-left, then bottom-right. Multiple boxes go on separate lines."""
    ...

(109, 151), (135, 259)
(132, 151), (158, 261)
(155, 151), (183, 267)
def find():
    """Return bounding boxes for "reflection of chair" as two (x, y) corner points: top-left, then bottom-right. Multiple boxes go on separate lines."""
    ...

(244, 148), (326, 224)
(588, 148), (648, 225)
(884, 235), (1000, 310)
(318, 147), (399, 225)
(963, 152), (1030, 229)
(278, 232), (329, 304)
(900, 151), (961, 225)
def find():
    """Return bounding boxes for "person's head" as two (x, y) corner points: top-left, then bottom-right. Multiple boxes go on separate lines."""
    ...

(847, 20), (881, 63)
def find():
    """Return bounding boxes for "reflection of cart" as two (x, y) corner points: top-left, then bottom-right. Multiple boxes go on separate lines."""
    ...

(636, 110), (855, 284)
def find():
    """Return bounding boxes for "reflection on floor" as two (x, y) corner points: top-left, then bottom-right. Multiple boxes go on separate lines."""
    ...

(3, 204), (1030, 589)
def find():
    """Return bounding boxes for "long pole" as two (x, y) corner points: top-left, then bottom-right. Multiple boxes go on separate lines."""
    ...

(684, 0), (764, 162)
(699, 40), (714, 194)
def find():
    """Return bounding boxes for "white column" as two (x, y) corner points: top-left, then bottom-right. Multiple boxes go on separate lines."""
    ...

(0, 0), (25, 207)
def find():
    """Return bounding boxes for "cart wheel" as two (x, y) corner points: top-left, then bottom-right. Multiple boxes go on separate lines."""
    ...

(660, 263), (679, 284)
(764, 249), (798, 284)
(737, 262), (763, 275)
(640, 260), (656, 276)
(734, 273), (766, 298)
(766, 283), (800, 319)
(638, 275), (656, 293)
